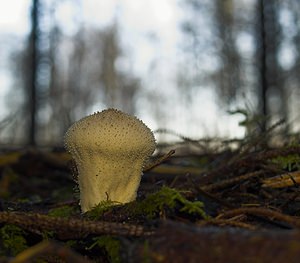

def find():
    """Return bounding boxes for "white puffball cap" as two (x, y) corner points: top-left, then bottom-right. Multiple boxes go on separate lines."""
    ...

(65, 108), (156, 159)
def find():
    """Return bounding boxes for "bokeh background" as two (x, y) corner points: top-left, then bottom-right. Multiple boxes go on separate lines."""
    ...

(0, 0), (300, 146)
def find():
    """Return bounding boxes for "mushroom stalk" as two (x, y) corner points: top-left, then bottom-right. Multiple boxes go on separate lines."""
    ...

(64, 108), (156, 212)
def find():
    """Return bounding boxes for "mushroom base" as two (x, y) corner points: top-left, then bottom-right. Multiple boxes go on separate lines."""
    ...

(77, 157), (144, 212)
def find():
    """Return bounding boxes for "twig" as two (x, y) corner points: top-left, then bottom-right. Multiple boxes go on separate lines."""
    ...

(144, 149), (176, 172)
(256, 146), (300, 161)
(262, 171), (300, 188)
(217, 207), (300, 228)
(199, 146), (300, 185)
(202, 170), (265, 192)
(238, 118), (286, 155)
(0, 211), (153, 238)
(187, 174), (234, 208)
(197, 218), (256, 230)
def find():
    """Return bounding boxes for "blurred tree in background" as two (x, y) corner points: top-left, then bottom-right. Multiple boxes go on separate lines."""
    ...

(4, 0), (140, 145)
(1, 0), (300, 145)
(180, 0), (300, 136)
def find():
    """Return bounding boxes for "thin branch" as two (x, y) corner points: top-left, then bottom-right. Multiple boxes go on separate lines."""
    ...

(217, 207), (300, 228)
(0, 211), (154, 238)
(144, 149), (176, 172)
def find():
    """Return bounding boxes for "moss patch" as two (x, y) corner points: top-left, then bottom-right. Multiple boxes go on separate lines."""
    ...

(88, 235), (121, 263)
(134, 186), (208, 219)
(271, 154), (300, 172)
(0, 224), (28, 256)
(48, 205), (77, 218)
(85, 200), (121, 220)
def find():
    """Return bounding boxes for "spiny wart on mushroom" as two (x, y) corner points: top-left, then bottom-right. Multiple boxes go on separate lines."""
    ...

(64, 108), (156, 212)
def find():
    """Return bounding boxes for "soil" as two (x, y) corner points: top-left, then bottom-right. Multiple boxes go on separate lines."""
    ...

(1, 140), (300, 262)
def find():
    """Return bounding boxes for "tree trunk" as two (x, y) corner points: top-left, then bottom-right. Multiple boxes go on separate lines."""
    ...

(258, 0), (268, 133)
(28, 0), (39, 145)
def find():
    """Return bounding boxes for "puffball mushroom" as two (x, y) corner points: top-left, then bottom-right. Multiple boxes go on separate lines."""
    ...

(64, 108), (156, 212)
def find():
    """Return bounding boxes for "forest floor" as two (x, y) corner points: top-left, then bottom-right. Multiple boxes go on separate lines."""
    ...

(1, 132), (300, 262)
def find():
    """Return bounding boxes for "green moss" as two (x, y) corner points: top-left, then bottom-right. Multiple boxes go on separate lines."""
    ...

(134, 186), (208, 219)
(271, 154), (300, 172)
(86, 200), (121, 220)
(87, 235), (121, 263)
(48, 205), (76, 218)
(0, 224), (28, 256)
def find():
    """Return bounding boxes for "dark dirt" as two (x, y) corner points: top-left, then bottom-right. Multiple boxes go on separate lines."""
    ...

(1, 141), (300, 262)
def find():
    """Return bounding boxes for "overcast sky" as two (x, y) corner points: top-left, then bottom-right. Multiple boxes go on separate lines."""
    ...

(0, 0), (245, 140)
